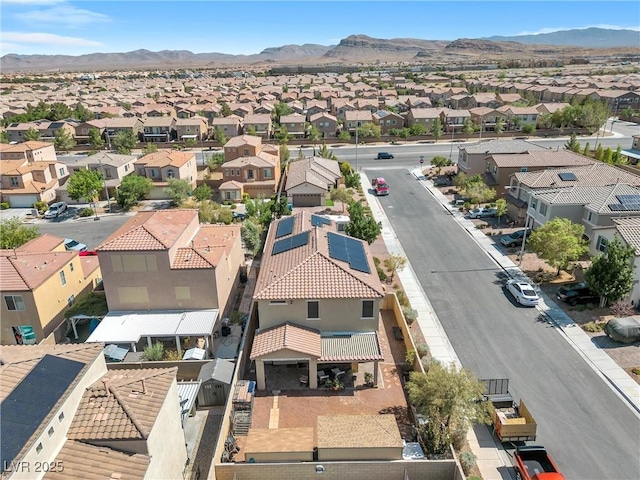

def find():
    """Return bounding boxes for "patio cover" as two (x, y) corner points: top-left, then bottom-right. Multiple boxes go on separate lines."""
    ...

(622, 149), (640, 161)
(86, 309), (219, 344)
(320, 332), (384, 362)
(103, 344), (129, 362)
(177, 381), (201, 421)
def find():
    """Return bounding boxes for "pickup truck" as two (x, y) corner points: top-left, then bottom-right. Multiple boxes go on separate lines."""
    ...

(513, 445), (566, 480)
(481, 378), (537, 443)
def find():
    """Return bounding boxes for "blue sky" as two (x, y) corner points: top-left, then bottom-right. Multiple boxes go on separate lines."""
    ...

(1, 1), (639, 56)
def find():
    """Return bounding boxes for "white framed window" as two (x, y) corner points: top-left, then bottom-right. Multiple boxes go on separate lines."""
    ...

(264, 168), (272, 178)
(4, 295), (25, 311)
(58, 412), (65, 422)
(269, 300), (287, 305)
(167, 169), (175, 179)
(587, 211), (594, 223)
(539, 203), (548, 216)
(48, 426), (54, 437)
(69, 262), (74, 272)
(361, 300), (374, 319)
(520, 167), (528, 173)
(596, 236), (608, 253)
(10, 177), (19, 187)
(307, 301), (319, 320)
(60, 271), (66, 286)
(36, 443), (43, 455)
(67, 295), (75, 307)
(531, 197), (538, 210)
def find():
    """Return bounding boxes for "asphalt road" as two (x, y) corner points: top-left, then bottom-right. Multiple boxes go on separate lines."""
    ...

(34, 213), (132, 250)
(367, 167), (640, 480)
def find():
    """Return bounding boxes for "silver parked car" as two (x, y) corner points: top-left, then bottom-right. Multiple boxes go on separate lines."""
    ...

(64, 238), (87, 252)
(44, 202), (68, 219)
(505, 279), (540, 306)
(467, 207), (497, 219)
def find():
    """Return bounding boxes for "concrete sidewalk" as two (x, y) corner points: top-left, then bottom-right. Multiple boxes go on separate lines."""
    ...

(360, 168), (640, 480)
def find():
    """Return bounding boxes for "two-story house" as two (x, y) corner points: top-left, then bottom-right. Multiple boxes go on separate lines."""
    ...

(242, 114), (272, 138)
(103, 117), (144, 144)
(219, 135), (280, 200)
(497, 105), (539, 130)
(439, 108), (471, 133)
(405, 108), (441, 131)
(344, 110), (373, 135)
(142, 116), (176, 143)
(0, 141), (57, 162)
(622, 134), (640, 165)
(278, 113), (306, 138)
(305, 100), (328, 119)
(371, 110), (405, 135)
(457, 138), (547, 177)
(249, 211), (385, 390)
(468, 107), (508, 133)
(309, 112), (338, 138)
(0, 235), (102, 345)
(285, 156), (342, 207)
(176, 116), (208, 141)
(212, 115), (243, 140)
(134, 150), (197, 199)
(0, 159), (68, 208)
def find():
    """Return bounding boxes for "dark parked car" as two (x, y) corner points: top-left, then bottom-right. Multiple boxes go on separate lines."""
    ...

(555, 282), (600, 306)
(376, 152), (394, 160)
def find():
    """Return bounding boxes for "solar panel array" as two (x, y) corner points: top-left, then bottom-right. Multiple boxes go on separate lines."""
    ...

(327, 232), (371, 273)
(1, 355), (84, 469)
(558, 172), (577, 181)
(272, 231), (310, 255)
(311, 215), (331, 228)
(610, 194), (640, 211)
(275, 216), (295, 238)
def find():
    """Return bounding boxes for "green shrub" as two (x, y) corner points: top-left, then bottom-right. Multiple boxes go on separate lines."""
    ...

(78, 207), (94, 217)
(0, 202), (9, 210)
(373, 256), (381, 266)
(33, 201), (48, 213)
(396, 289), (410, 307)
(452, 428), (467, 452)
(143, 342), (164, 361)
(582, 321), (606, 332)
(405, 349), (416, 364)
(376, 266), (388, 282)
(164, 350), (182, 361)
(416, 343), (430, 358)
(402, 306), (418, 324)
(229, 203), (237, 210)
(632, 368), (640, 376)
(459, 451), (477, 475)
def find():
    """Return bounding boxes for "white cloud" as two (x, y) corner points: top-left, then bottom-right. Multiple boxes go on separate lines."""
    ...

(2, 32), (102, 47)
(515, 25), (640, 36)
(16, 5), (110, 27)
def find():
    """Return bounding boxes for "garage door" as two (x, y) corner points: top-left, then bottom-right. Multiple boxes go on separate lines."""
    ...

(7, 195), (38, 208)
(293, 194), (322, 207)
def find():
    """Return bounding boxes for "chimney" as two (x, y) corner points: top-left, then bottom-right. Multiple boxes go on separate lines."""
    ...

(141, 378), (147, 394)
(102, 378), (111, 396)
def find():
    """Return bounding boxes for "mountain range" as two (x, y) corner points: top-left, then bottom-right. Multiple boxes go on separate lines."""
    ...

(1, 28), (638, 72)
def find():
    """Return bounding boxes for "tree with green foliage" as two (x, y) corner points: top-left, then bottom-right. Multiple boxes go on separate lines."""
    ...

(246, 125), (257, 136)
(0, 217), (39, 249)
(356, 122), (381, 139)
(73, 103), (95, 122)
(217, 208), (233, 225)
(528, 218), (588, 275)
(88, 128), (105, 151)
(244, 196), (274, 227)
(430, 118), (444, 140)
(409, 123), (426, 136)
(207, 152), (225, 170)
(585, 237), (635, 307)
(193, 184), (213, 202)
(0, 131), (9, 144)
(602, 147), (613, 164)
(345, 201), (381, 245)
(307, 125), (321, 142)
(593, 144), (604, 161)
(53, 128), (76, 152)
(578, 101), (608, 134)
(466, 183), (496, 206)
(406, 363), (490, 455)
(582, 142), (591, 157)
(494, 198), (508, 224)
(511, 116), (522, 131)
(329, 187), (353, 213)
(67, 169), (104, 215)
(280, 143), (290, 167)
(185, 138), (197, 148)
(49, 102), (72, 121)
(121, 102), (132, 111)
(164, 178), (192, 205)
(383, 254), (407, 284)
(112, 130), (137, 154)
(117, 174), (153, 210)
(24, 127), (41, 141)
(241, 219), (263, 256)
(494, 117), (505, 136)
(143, 342), (164, 361)
(142, 142), (158, 155)
(270, 195), (291, 219)
(317, 142), (337, 160)
(430, 155), (452, 173)
(337, 130), (351, 140)
(214, 126), (228, 145)
(462, 118), (475, 136)
(565, 132), (581, 152)
(521, 124), (536, 134)
(274, 126), (290, 144)
(220, 102), (232, 117)
(273, 102), (293, 123)
(612, 145), (623, 165)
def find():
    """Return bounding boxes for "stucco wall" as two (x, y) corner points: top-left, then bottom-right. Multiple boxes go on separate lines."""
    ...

(318, 446), (403, 461)
(257, 298), (380, 332)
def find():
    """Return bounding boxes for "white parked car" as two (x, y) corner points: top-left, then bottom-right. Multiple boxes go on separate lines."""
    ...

(467, 207), (497, 219)
(44, 202), (68, 219)
(506, 279), (540, 306)
(64, 238), (87, 252)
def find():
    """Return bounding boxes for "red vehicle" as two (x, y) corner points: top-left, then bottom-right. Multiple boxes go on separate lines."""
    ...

(371, 177), (389, 196)
(513, 446), (565, 480)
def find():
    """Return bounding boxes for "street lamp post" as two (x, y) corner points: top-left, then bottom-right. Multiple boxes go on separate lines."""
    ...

(355, 124), (359, 171)
(448, 123), (455, 161)
(97, 155), (111, 214)
(505, 185), (535, 267)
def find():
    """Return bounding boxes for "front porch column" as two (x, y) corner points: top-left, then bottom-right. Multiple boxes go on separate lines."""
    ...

(147, 336), (152, 348)
(373, 360), (379, 387)
(256, 359), (266, 390)
(309, 358), (318, 389)
(175, 335), (182, 355)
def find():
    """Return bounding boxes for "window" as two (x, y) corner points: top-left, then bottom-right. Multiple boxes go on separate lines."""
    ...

(531, 197), (538, 210)
(493, 165), (497, 175)
(59, 167), (65, 176)
(36, 443), (43, 455)
(150, 168), (158, 177)
(225, 191), (232, 200)
(167, 169), (175, 179)
(307, 301), (319, 319)
(10, 177), (19, 187)
(587, 211), (594, 223)
(244, 148), (249, 156)
(362, 300), (374, 319)
(270, 300), (287, 305)
(264, 168), (272, 178)
(69, 262), (74, 272)
(247, 170), (254, 180)
(48, 426), (54, 437)
(485, 162), (490, 172)
(58, 412), (65, 422)
(539, 203), (547, 216)
(4, 295), (25, 311)
(596, 236), (609, 253)
(60, 271), (66, 286)
(67, 295), (75, 307)
(520, 167), (528, 173)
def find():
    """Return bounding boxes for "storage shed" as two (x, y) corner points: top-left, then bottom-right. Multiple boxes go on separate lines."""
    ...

(196, 358), (235, 406)
(243, 428), (314, 463)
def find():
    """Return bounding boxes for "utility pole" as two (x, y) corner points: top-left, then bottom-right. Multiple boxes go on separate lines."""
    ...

(355, 124), (359, 171)
(448, 122), (455, 161)
(97, 154), (111, 213)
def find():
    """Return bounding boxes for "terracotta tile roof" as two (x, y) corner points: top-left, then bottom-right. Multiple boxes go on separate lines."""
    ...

(535, 184), (640, 214)
(97, 209), (197, 251)
(514, 162), (640, 188)
(44, 440), (150, 480)
(491, 150), (595, 168)
(223, 154), (276, 168)
(254, 212), (383, 300)
(250, 322), (321, 359)
(614, 217), (640, 255)
(18, 234), (64, 252)
(0, 344), (103, 402)
(0, 249), (76, 291)
(285, 156), (341, 190)
(68, 368), (177, 441)
(135, 149), (195, 168)
(309, 112), (337, 122)
(316, 414), (402, 449)
(0, 141), (52, 153)
(244, 428), (314, 455)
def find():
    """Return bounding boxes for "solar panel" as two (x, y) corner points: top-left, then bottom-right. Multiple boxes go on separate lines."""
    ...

(617, 195), (640, 205)
(1, 355), (84, 469)
(609, 204), (624, 211)
(558, 172), (577, 181)
(311, 214), (331, 228)
(327, 232), (349, 262)
(327, 232), (371, 274)
(275, 216), (295, 238)
(272, 231), (309, 255)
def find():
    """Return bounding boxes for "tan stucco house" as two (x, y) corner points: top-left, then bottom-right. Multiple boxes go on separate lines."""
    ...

(134, 150), (197, 199)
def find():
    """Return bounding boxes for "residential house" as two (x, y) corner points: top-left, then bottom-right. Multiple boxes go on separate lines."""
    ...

(355, 99), (379, 114)
(497, 106), (538, 130)
(134, 150), (197, 199)
(104, 117), (144, 144)
(331, 98), (356, 120)
(622, 134), (640, 164)
(279, 113), (306, 138)
(212, 115), (242, 139)
(440, 109), (471, 133)
(596, 90), (640, 113)
(73, 119), (107, 142)
(142, 117), (176, 143)
(253, 103), (274, 115)
(457, 138), (547, 176)
(229, 103), (253, 118)
(0, 156), (68, 208)
(96, 209), (243, 316)
(0, 235), (101, 345)
(57, 152), (137, 203)
(468, 107), (508, 133)
(95, 105), (126, 118)
(143, 104), (176, 118)
(250, 211), (385, 390)
(372, 110), (405, 135)
(7, 120), (77, 142)
(305, 100), (328, 119)
(176, 116), (208, 141)
(535, 102), (570, 117)
(285, 156), (341, 207)
(406, 108), (441, 131)
(309, 112), (337, 138)
(496, 93), (523, 105)
(199, 103), (222, 125)
(0, 141), (57, 162)
(344, 110), (373, 135)
(242, 114), (272, 138)
(220, 135), (280, 200)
